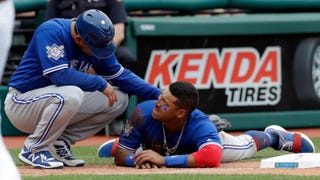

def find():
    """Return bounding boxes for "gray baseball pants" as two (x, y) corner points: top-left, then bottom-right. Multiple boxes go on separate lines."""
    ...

(4, 85), (128, 152)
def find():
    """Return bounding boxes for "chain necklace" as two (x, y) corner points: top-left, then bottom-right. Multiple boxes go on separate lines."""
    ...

(162, 120), (187, 156)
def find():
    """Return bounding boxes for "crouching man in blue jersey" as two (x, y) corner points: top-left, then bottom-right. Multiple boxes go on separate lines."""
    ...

(98, 81), (315, 168)
(4, 9), (161, 169)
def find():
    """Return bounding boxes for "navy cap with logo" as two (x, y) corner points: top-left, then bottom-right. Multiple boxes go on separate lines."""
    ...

(75, 9), (115, 58)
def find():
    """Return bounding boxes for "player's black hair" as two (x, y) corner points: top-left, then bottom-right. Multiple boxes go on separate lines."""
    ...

(169, 81), (199, 114)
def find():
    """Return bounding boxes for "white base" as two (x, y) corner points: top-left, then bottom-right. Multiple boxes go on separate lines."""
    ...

(260, 153), (320, 168)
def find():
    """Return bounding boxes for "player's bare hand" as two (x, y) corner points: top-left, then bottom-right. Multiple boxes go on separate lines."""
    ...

(133, 150), (164, 167)
(87, 67), (96, 75)
(135, 162), (158, 169)
(102, 83), (118, 107)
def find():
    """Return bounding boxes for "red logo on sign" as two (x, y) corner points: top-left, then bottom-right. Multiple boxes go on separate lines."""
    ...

(145, 47), (281, 106)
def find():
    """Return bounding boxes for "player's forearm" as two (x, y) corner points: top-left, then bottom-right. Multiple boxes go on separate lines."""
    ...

(113, 23), (125, 47)
(114, 147), (136, 167)
(162, 144), (223, 168)
(49, 68), (107, 92)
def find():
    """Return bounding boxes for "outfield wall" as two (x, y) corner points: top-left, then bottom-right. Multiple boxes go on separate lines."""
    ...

(126, 13), (320, 131)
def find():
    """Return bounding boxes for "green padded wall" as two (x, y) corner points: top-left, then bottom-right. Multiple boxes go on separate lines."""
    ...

(122, 0), (227, 11)
(129, 13), (320, 36)
(229, 0), (320, 10)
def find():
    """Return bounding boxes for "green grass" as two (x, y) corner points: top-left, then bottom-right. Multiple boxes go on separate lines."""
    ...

(10, 137), (320, 179)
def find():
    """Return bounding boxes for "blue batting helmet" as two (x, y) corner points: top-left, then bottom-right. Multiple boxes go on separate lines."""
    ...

(75, 9), (115, 58)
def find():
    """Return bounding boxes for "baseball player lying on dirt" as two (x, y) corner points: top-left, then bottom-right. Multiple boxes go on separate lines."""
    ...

(98, 81), (315, 168)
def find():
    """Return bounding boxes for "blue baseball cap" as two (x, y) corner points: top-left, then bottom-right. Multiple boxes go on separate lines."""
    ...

(75, 9), (115, 58)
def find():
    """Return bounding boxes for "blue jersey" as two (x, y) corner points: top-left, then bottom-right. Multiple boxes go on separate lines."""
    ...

(8, 18), (160, 99)
(118, 100), (221, 155)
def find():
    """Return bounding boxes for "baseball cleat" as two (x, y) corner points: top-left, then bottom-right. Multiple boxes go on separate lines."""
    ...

(98, 138), (118, 158)
(264, 125), (315, 153)
(18, 146), (64, 169)
(50, 140), (85, 167)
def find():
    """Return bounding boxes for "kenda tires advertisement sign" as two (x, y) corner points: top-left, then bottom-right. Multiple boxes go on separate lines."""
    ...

(144, 47), (281, 107)
(136, 35), (320, 114)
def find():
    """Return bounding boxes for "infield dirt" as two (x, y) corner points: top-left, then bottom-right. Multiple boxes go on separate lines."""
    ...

(4, 128), (320, 176)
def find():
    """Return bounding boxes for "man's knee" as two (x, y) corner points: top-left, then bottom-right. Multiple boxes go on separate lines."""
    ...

(60, 86), (84, 109)
(114, 89), (129, 113)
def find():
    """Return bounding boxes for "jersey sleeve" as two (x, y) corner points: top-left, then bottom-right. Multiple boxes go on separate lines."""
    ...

(94, 55), (161, 100)
(104, 0), (128, 24)
(35, 22), (107, 92)
(34, 26), (69, 75)
(190, 112), (222, 150)
(118, 106), (146, 151)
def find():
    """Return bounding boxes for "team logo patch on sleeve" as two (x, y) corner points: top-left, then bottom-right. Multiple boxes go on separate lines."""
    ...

(124, 122), (133, 137)
(46, 43), (64, 60)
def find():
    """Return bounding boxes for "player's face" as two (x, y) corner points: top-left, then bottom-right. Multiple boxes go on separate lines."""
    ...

(78, 41), (94, 56)
(81, 46), (93, 56)
(74, 35), (94, 56)
(152, 89), (180, 122)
